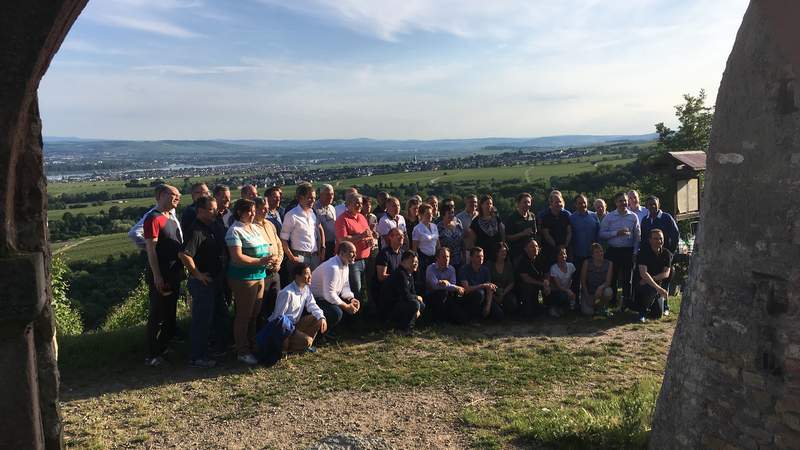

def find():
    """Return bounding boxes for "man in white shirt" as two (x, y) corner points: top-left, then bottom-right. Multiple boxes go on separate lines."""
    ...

(627, 190), (649, 223)
(281, 182), (325, 272)
(315, 184), (337, 261)
(269, 263), (327, 352)
(311, 241), (361, 330)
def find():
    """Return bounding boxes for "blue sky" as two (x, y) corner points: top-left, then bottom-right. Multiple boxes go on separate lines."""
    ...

(39, 0), (749, 140)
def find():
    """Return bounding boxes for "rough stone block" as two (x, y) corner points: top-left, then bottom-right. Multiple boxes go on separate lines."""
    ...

(0, 252), (46, 324)
(743, 371), (767, 390)
(776, 395), (800, 413)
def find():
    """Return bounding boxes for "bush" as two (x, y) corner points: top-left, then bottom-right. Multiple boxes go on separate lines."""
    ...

(102, 274), (149, 331)
(51, 257), (84, 336)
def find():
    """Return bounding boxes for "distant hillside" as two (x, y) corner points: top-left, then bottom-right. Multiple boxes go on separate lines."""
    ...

(44, 134), (656, 155)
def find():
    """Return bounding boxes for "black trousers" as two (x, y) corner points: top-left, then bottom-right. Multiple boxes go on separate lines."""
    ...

(605, 246), (634, 306)
(635, 283), (665, 319)
(389, 299), (425, 331)
(426, 290), (481, 324)
(513, 283), (543, 317)
(146, 272), (180, 359)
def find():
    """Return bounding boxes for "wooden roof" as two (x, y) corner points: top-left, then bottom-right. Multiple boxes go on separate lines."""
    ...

(668, 151), (706, 171)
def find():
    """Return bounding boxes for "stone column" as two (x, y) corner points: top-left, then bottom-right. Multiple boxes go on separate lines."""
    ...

(651, 1), (800, 449)
(0, 1), (88, 449)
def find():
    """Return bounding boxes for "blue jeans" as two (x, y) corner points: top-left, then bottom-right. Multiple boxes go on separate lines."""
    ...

(188, 277), (227, 361)
(349, 259), (366, 301)
(318, 300), (345, 330)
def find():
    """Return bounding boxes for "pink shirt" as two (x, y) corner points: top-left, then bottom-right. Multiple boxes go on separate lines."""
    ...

(335, 211), (371, 260)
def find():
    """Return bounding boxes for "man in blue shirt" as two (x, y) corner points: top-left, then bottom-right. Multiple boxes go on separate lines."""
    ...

(599, 192), (640, 309)
(570, 194), (599, 305)
(458, 247), (503, 321)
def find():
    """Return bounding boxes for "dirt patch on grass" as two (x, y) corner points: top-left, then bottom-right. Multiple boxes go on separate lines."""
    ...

(145, 389), (469, 449)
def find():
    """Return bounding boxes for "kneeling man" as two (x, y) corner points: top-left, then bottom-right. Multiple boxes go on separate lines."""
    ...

(311, 241), (361, 330)
(269, 263), (327, 353)
(635, 229), (673, 323)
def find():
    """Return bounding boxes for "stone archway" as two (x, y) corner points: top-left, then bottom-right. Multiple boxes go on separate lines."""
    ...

(1, 1), (798, 449)
(0, 2), (88, 449)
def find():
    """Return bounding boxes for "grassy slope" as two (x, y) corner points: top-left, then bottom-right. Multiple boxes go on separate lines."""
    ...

(60, 297), (678, 449)
(51, 232), (137, 262)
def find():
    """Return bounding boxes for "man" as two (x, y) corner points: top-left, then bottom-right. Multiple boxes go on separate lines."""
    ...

(142, 184), (184, 367)
(635, 229), (673, 323)
(315, 184), (337, 261)
(599, 192), (641, 308)
(373, 191), (389, 218)
(627, 190), (649, 223)
(569, 194), (600, 295)
(268, 263), (327, 353)
(427, 195), (440, 222)
(381, 250), (424, 334)
(458, 247), (503, 320)
(178, 196), (229, 368)
(180, 182), (210, 233)
(504, 192), (538, 260)
(424, 247), (470, 323)
(513, 238), (550, 317)
(241, 184), (258, 201)
(334, 193), (374, 303)
(456, 194), (478, 230)
(311, 241), (361, 330)
(265, 186), (285, 233)
(372, 228), (405, 313)
(640, 196), (680, 314)
(281, 182), (325, 273)
(213, 184), (233, 229)
(539, 190), (572, 266)
(335, 187), (358, 219)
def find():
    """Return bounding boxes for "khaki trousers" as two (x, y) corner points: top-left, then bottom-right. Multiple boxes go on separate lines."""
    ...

(229, 277), (265, 356)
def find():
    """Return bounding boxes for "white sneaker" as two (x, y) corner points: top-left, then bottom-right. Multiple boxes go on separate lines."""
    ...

(238, 354), (258, 365)
(663, 310), (670, 317)
(145, 356), (164, 367)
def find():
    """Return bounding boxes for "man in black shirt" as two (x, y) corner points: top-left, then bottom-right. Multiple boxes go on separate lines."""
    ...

(179, 196), (230, 367)
(513, 238), (550, 317)
(372, 228), (404, 316)
(635, 229), (673, 323)
(381, 251), (425, 334)
(539, 190), (572, 266)
(504, 192), (538, 260)
(180, 182), (210, 233)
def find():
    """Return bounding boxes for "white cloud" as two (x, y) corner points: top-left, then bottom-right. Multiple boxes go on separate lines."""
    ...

(100, 14), (202, 38)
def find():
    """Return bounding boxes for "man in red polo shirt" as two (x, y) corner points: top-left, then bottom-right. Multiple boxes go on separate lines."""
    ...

(334, 192), (374, 304)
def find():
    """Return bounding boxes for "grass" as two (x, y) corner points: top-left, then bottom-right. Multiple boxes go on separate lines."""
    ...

(59, 296), (680, 449)
(51, 232), (137, 262)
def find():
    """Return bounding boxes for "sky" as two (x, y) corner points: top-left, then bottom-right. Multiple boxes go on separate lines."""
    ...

(39, 0), (750, 140)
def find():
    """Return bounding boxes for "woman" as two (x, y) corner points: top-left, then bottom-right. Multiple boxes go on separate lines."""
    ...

(491, 242), (517, 315)
(225, 199), (271, 365)
(376, 196), (408, 249)
(580, 242), (614, 317)
(268, 263), (327, 353)
(404, 197), (421, 234)
(253, 197), (283, 327)
(548, 246), (576, 318)
(411, 203), (439, 275)
(469, 194), (505, 263)
(437, 203), (465, 268)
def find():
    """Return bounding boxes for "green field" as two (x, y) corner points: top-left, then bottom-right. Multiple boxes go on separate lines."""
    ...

(51, 232), (137, 262)
(47, 156), (634, 221)
(321, 157), (633, 188)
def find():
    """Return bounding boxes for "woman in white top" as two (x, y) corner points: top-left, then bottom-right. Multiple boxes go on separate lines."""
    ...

(412, 203), (439, 272)
(548, 246), (576, 318)
(270, 263), (328, 353)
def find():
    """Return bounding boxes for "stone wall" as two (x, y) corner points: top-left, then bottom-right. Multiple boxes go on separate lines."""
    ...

(651, 2), (800, 448)
(0, 2), (88, 449)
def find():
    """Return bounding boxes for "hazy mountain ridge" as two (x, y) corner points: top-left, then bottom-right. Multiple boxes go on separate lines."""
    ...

(44, 133), (656, 156)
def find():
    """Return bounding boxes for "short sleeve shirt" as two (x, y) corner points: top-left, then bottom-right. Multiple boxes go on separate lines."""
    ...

(549, 262), (576, 289)
(335, 211), (371, 260)
(412, 222), (439, 257)
(504, 210), (537, 256)
(539, 208), (572, 247)
(226, 221), (269, 280)
(458, 264), (491, 287)
(637, 246), (673, 286)
(514, 253), (547, 284)
(280, 205), (319, 252)
(143, 209), (184, 280)
(181, 219), (226, 277)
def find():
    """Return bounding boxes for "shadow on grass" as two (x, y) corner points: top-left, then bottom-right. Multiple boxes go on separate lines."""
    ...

(59, 297), (680, 402)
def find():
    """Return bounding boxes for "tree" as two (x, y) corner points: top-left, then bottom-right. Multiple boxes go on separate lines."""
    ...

(655, 90), (714, 152)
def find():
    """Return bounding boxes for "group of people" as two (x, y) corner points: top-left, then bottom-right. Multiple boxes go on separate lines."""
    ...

(134, 181), (681, 369)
